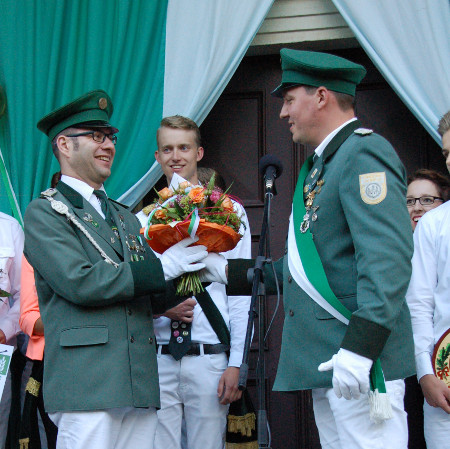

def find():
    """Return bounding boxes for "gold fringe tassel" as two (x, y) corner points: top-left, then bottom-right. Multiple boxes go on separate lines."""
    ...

(226, 441), (258, 449)
(227, 412), (256, 437)
(19, 437), (30, 449)
(25, 376), (41, 397)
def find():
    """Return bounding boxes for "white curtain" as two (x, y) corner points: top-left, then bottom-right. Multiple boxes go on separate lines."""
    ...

(332, 0), (450, 144)
(119, 0), (274, 207)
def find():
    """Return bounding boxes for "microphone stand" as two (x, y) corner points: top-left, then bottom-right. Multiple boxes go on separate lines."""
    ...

(239, 184), (274, 449)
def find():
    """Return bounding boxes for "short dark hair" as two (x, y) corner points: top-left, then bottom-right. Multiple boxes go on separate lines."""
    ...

(333, 91), (355, 112)
(303, 85), (355, 112)
(157, 115), (201, 147)
(407, 168), (450, 202)
(438, 111), (450, 137)
(50, 171), (61, 188)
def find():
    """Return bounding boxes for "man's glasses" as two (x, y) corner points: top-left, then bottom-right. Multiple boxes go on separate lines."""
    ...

(406, 196), (444, 207)
(66, 130), (117, 145)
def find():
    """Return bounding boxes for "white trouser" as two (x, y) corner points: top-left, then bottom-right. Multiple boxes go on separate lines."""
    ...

(0, 370), (11, 447)
(49, 406), (157, 449)
(423, 401), (450, 449)
(155, 349), (229, 449)
(312, 379), (407, 449)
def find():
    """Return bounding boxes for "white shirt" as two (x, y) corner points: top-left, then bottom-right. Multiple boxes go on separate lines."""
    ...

(60, 175), (107, 219)
(138, 201), (251, 367)
(406, 201), (450, 380)
(0, 212), (24, 342)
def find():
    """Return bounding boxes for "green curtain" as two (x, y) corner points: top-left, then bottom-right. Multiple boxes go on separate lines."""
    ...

(0, 0), (167, 216)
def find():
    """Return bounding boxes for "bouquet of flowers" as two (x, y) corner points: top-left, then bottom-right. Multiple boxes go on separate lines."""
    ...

(141, 173), (245, 295)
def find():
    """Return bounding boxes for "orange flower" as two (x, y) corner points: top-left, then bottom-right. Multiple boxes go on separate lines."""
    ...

(188, 187), (205, 204)
(179, 181), (192, 191)
(154, 209), (167, 219)
(221, 196), (234, 212)
(158, 187), (173, 202)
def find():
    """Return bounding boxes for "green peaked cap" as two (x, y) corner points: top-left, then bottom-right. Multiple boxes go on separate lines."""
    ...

(272, 49), (366, 97)
(37, 89), (118, 141)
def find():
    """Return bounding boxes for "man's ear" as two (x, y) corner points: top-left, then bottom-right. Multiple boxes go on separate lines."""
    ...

(196, 146), (204, 162)
(316, 86), (329, 109)
(155, 149), (161, 164)
(56, 135), (71, 159)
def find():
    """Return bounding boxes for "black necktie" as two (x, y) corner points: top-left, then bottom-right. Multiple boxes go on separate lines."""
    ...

(168, 320), (192, 360)
(93, 190), (112, 224)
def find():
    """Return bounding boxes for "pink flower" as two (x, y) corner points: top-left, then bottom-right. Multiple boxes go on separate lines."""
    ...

(210, 189), (221, 203)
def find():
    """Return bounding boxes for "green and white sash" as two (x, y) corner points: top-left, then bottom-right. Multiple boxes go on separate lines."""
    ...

(291, 155), (392, 423)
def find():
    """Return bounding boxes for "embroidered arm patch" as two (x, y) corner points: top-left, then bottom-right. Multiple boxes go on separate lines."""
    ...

(359, 172), (387, 204)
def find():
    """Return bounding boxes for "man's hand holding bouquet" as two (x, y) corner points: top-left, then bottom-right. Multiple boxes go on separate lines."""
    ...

(141, 173), (244, 295)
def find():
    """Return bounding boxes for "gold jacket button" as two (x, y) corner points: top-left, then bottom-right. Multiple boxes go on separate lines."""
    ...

(288, 275), (293, 283)
(130, 336), (135, 343)
(289, 309), (294, 317)
(148, 337), (154, 344)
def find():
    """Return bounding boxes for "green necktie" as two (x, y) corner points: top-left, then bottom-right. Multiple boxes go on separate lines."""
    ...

(93, 190), (112, 224)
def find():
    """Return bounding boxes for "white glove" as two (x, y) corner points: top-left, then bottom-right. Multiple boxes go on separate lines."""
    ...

(160, 237), (207, 281)
(198, 253), (228, 284)
(318, 348), (373, 400)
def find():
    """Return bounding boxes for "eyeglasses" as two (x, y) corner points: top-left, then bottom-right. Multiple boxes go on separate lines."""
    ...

(66, 130), (117, 145)
(406, 196), (444, 207)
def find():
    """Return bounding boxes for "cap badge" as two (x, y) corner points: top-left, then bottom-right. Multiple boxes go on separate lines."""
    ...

(98, 97), (108, 110)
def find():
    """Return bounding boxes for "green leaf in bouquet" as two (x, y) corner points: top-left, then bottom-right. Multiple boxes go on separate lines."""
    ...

(206, 173), (216, 193)
(166, 210), (181, 220)
(154, 187), (164, 201)
(174, 200), (185, 218)
(0, 288), (11, 297)
(222, 181), (234, 197)
(212, 185), (233, 207)
(213, 196), (225, 208)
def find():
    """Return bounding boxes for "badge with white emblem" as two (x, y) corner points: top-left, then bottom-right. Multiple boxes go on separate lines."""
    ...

(359, 172), (387, 205)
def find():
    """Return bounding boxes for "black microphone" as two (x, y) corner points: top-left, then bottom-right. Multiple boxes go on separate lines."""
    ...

(259, 154), (283, 194)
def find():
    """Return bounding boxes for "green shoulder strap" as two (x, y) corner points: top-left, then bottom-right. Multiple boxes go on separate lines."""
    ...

(293, 156), (351, 321)
(195, 289), (231, 347)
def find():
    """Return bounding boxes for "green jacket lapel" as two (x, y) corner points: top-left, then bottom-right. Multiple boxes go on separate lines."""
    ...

(56, 181), (83, 208)
(302, 121), (360, 196)
(322, 119), (361, 163)
(56, 182), (124, 257)
(109, 203), (132, 260)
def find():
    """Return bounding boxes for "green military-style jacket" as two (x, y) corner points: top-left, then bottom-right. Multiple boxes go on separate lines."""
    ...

(24, 182), (178, 412)
(229, 121), (416, 391)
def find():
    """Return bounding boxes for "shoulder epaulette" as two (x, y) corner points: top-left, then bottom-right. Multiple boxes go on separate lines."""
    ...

(354, 128), (373, 136)
(40, 188), (58, 198)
